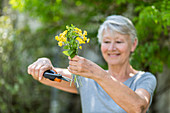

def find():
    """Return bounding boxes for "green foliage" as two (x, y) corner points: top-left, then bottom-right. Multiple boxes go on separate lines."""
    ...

(0, 14), (52, 113)
(0, 15), (15, 112)
(1, 0), (169, 112)
(131, 0), (170, 73)
(9, 0), (63, 22)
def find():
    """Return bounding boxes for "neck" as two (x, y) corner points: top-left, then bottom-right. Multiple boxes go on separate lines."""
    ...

(108, 62), (137, 82)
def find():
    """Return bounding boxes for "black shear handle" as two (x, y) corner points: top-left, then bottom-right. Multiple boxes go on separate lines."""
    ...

(43, 70), (62, 82)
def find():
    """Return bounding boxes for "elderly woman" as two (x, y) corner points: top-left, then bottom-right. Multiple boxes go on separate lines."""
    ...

(28, 15), (157, 113)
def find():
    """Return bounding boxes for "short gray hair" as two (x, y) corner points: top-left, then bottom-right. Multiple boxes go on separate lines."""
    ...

(97, 15), (138, 45)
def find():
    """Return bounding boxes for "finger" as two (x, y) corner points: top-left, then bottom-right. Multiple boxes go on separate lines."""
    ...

(28, 64), (39, 80)
(68, 67), (87, 77)
(27, 64), (33, 74)
(28, 61), (39, 74)
(69, 60), (78, 66)
(39, 65), (52, 80)
(69, 64), (86, 73)
(68, 56), (71, 60)
(34, 64), (44, 79)
(68, 67), (78, 75)
(69, 55), (80, 61)
(30, 64), (38, 79)
(68, 65), (78, 71)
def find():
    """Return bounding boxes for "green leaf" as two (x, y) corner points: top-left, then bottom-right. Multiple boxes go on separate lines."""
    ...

(62, 50), (69, 56)
(63, 45), (69, 49)
(70, 52), (76, 58)
(68, 49), (74, 55)
(70, 40), (74, 45)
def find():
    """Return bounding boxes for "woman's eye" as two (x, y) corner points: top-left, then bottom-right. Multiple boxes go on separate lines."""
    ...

(104, 41), (111, 43)
(116, 41), (123, 43)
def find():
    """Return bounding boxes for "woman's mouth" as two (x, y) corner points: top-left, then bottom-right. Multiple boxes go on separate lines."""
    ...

(108, 53), (120, 57)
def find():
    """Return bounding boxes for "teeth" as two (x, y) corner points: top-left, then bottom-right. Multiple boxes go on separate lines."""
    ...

(109, 54), (117, 56)
(108, 53), (120, 56)
(108, 53), (119, 55)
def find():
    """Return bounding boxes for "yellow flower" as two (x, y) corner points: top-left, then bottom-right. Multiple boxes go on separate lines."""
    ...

(79, 46), (82, 49)
(83, 36), (87, 41)
(76, 37), (82, 42)
(83, 30), (87, 35)
(74, 28), (82, 34)
(76, 37), (85, 44)
(74, 27), (80, 31)
(59, 33), (63, 38)
(79, 32), (83, 37)
(55, 36), (60, 41)
(63, 30), (68, 35)
(62, 37), (67, 42)
(73, 30), (78, 34)
(87, 38), (90, 43)
(58, 41), (63, 47)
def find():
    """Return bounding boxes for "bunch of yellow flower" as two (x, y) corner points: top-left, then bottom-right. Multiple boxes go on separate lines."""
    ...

(55, 30), (68, 47)
(55, 25), (90, 87)
(55, 24), (90, 58)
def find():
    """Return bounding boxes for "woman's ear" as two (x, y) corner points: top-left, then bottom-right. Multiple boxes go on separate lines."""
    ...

(131, 38), (138, 53)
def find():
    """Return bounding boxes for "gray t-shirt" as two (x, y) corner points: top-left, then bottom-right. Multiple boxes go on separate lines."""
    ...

(77, 71), (157, 113)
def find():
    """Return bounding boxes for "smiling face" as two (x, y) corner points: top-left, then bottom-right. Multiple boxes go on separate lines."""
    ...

(101, 29), (137, 66)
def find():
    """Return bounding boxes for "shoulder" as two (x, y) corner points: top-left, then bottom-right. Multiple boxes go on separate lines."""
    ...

(135, 71), (157, 83)
(135, 71), (157, 94)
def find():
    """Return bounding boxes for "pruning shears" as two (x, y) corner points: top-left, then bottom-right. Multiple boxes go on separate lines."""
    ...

(43, 70), (71, 82)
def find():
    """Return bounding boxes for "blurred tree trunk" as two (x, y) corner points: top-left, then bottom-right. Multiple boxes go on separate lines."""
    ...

(151, 66), (170, 113)
(49, 88), (59, 113)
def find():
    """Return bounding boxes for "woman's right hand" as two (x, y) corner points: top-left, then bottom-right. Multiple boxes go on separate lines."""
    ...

(27, 58), (54, 81)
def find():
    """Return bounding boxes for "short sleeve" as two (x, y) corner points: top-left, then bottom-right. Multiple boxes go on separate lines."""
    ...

(135, 72), (157, 105)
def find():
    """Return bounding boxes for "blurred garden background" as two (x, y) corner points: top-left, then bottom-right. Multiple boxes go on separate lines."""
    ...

(0, 0), (170, 113)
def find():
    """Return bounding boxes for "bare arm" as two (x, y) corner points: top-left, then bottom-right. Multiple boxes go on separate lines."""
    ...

(68, 56), (150, 112)
(96, 75), (150, 113)
(27, 58), (77, 94)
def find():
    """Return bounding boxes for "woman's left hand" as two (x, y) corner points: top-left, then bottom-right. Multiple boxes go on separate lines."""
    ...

(68, 55), (106, 80)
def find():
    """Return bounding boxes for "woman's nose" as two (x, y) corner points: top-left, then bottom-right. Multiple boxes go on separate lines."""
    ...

(108, 43), (116, 51)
